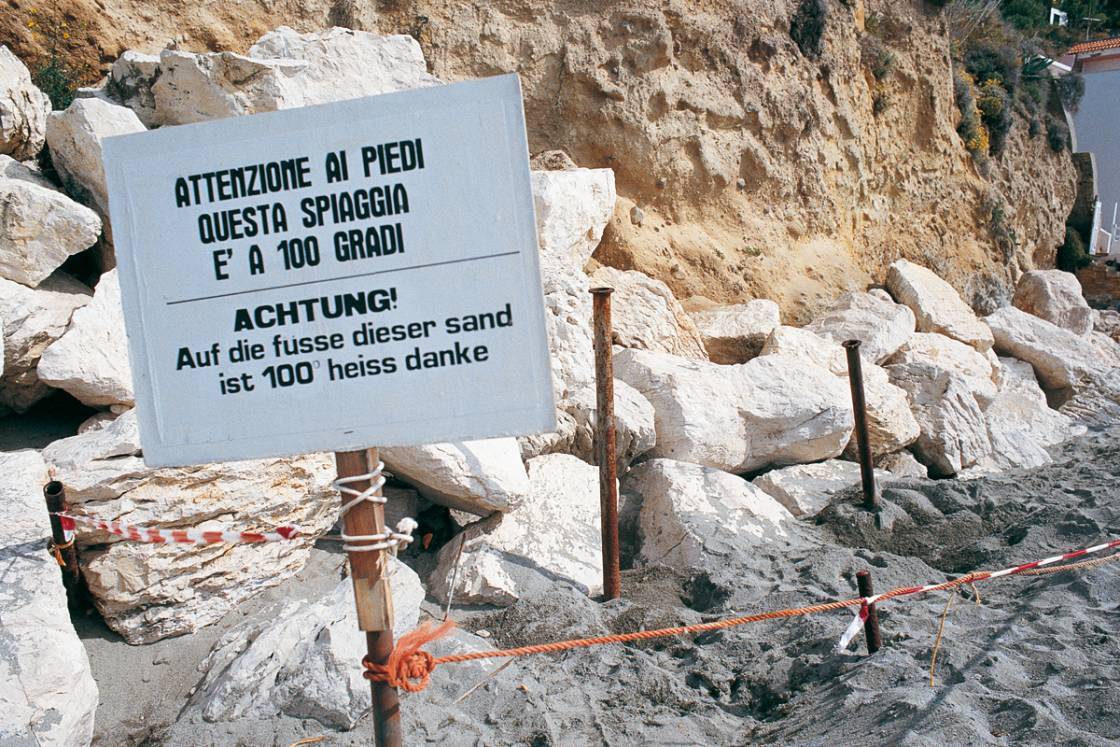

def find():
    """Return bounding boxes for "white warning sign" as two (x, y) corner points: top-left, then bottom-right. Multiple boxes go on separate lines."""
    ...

(103, 74), (555, 466)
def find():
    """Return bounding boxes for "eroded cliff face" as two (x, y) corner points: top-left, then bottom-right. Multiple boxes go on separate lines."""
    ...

(376, 0), (1076, 321)
(6, 0), (1075, 322)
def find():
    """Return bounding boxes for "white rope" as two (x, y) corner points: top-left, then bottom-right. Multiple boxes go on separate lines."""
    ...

(333, 461), (417, 554)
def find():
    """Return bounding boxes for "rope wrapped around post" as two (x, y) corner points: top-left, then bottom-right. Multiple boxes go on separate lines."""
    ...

(333, 460), (418, 554)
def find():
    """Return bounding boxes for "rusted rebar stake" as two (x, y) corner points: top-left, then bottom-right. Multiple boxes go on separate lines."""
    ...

(842, 339), (879, 511)
(43, 481), (81, 600)
(856, 570), (882, 654)
(334, 449), (401, 747)
(591, 287), (621, 601)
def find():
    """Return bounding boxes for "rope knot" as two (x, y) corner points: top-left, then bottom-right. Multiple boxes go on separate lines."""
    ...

(360, 619), (456, 693)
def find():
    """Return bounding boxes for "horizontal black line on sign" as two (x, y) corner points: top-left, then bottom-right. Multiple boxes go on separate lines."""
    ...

(165, 251), (522, 305)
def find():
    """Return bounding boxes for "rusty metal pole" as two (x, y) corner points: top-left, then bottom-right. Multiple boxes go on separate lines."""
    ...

(591, 287), (621, 601)
(856, 570), (882, 654)
(43, 481), (81, 600)
(334, 449), (401, 747)
(842, 339), (879, 511)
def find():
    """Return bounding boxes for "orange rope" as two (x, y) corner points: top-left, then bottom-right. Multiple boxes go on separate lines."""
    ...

(363, 572), (993, 691)
(362, 555), (1120, 692)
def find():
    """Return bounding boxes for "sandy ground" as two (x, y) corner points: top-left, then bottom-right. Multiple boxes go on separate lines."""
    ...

(38, 421), (1120, 745)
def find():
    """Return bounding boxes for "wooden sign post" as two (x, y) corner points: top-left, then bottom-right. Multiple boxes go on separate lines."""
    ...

(335, 449), (400, 746)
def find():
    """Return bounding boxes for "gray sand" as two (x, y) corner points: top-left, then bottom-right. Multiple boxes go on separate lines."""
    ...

(84, 426), (1119, 746)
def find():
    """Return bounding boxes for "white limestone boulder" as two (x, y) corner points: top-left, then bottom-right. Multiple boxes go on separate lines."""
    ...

(887, 332), (999, 408)
(105, 51), (160, 126)
(589, 266), (708, 360)
(38, 269), (132, 406)
(142, 28), (439, 127)
(979, 357), (1082, 471)
(886, 259), (994, 351)
(41, 411), (338, 644)
(760, 326), (919, 457)
(0, 46), (51, 159)
(531, 168), (616, 401)
(1093, 309), (1120, 341)
(616, 348), (853, 473)
(985, 306), (1108, 390)
(0, 273), (91, 413)
(191, 560), (421, 730)
(806, 291), (915, 363)
(0, 450), (98, 747)
(45, 97), (145, 218)
(430, 454), (603, 606)
(520, 379), (656, 467)
(249, 26), (441, 103)
(0, 155), (100, 287)
(624, 458), (792, 569)
(687, 298), (780, 364)
(381, 438), (530, 516)
(886, 361), (992, 476)
(752, 459), (889, 518)
(1012, 270), (1092, 337)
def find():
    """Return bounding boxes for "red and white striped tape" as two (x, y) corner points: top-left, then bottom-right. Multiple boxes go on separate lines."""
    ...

(54, 512), (300, 544)
(836, 537), (1120, 651)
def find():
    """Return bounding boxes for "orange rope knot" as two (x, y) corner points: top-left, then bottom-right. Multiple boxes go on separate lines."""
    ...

(362, 620), (455, 692)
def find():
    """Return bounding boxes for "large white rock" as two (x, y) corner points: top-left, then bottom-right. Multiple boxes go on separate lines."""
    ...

(886, 259), (994, 351)
(760, 326), (919, 457)
(887, 332), (999, 408)
(0, 46), (51, 159)
(520, 378), (656, 467)
(753, 460), (890, 518)
(430, 454), (603, 606)
(531, 168), (616, 401)
(249, 26), (441, 103)
(616, 348), (853, 473)
(105, 51), (160, 126)
(806, 291), (915, 363)
(45, 97), (145, 217)
(191, 560), (421, 730)
(687, 298), (780, 364)
(381, 438), (530, 516)
(978, 357), (1082, 471)
(589, 266), (707, 360)
(985, 306), (1107, 390)
(37, 269), (132, 406)
(0, 450), (98, 747)
(0, 273), (91, 413)
(887, 361), (992, 476)
(142, 28), (439, 127)
(41, 411), (338, 643)
(532, 168), (616, 275)
(1012, 270), (1093, 337)
(625, 458), (792, 569)
(0, 157), (101, 287)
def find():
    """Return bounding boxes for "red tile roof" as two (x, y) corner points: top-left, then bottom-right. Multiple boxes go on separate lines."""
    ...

(1070, 37), (1120, 55)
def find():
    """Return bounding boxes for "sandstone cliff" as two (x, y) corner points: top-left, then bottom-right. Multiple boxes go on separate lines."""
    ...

(6, 0), (1076, 322)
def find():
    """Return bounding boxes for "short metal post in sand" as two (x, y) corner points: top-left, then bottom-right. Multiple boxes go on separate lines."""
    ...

(43, 481), (81, 601)
(856, 570), (883, 654)
(591, 286), (621, 601)
(842, 339), (880, 512)
(335, 449), (401, 747)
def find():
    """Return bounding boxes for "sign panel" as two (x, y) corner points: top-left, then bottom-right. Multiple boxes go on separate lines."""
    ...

(103, 74), (555, 466)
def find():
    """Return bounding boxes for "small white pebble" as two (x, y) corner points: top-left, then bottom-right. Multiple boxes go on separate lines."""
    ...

(475, 629), (491, 638)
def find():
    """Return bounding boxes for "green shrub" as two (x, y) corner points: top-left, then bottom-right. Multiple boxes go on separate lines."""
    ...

(1055, 73), (1085, 113)
(1057, 226), (1091, 272)
(964, 42), (1020, 95)
(861, 35), (895, 81)
(977, 78), (1012, 155)
(1046, 117), (1069, 152)
(954, 71), (989, 156)
(790, 0), (827, 59)
(33, 56), (79, 111)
